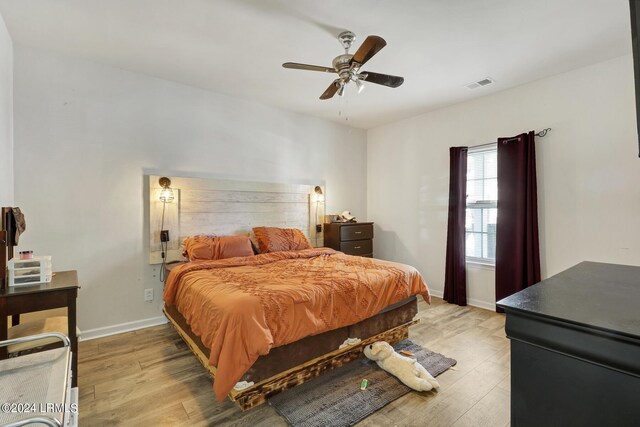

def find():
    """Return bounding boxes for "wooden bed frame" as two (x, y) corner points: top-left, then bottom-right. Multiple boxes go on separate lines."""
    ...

(151, 177), (421, 409)
(164, 306), (418, 410)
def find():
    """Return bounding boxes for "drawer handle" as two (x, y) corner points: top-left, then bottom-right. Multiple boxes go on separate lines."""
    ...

(354, 231), (362, 234)
(354, 246), (361, 249)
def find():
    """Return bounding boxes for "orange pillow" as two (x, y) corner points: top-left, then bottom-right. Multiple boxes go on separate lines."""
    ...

(252, 227), (312, 253)
(183, 235), (253, 261)
(215, 235), (254, 259)
(182, 235), (215, 261)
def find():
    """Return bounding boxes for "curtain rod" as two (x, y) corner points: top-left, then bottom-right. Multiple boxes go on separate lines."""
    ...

(469, 128), (551, 149)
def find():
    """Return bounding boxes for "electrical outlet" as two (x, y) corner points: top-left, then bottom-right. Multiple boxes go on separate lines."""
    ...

(144, 288), (154, 302)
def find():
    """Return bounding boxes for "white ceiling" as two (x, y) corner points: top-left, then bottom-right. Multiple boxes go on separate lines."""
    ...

(0, 0), (633, 129)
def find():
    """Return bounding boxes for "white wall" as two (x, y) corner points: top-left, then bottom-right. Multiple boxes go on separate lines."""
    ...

(12, 45), (639, 329)
(0, 12), (12, 206)
(13, 46), (367, 333)
(368, 55), (640, 309)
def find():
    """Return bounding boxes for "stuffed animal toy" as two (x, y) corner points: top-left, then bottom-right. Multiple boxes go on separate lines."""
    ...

(363, 341), (440, 391)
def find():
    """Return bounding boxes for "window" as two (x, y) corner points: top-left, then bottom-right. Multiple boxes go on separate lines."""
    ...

(466, 145), (497, 264)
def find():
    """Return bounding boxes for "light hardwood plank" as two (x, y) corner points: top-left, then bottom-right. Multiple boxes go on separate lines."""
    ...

(180, 201), (307, 214)
(78, 297), (510, 426)
(450, 386), (510, 427)
(182, 190), (309, 204)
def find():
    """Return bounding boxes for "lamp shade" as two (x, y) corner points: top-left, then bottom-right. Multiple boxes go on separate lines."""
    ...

(159, 187), (174, 203)
(159, 177), (174, 203)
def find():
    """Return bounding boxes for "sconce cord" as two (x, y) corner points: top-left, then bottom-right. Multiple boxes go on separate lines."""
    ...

(159, 200), (168, 283)
(315, 200), (319, 246)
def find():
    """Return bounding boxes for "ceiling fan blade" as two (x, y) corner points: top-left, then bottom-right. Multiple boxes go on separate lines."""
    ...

(283, 62), (336, 73)
(320, 80), (340, 100)
(350, 36), (387, 66)
(360, 71), (404, 88)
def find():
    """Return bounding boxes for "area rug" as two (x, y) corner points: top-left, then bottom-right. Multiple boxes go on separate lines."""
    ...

(268, 340), (457, 427)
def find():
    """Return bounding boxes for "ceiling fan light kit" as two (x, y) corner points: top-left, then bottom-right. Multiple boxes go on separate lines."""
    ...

(283, 31), (404, 100)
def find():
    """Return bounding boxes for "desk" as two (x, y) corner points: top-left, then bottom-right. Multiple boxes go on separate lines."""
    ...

(0, 270), (80, 387)
(497, 262), (640, 426)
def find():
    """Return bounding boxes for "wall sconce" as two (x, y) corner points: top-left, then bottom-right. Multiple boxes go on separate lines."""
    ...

(313, 186), (324, 244)
(314, 186), (325, 203)
(158, 177), (173, 282)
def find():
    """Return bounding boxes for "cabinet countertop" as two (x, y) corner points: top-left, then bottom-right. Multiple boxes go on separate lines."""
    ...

(497, 261), (640, 340)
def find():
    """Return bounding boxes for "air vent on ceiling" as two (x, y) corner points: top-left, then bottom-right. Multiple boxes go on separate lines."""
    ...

(465, 77), (495, 90)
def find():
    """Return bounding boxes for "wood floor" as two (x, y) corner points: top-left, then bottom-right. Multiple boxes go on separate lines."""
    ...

(78, 297), (510, 426)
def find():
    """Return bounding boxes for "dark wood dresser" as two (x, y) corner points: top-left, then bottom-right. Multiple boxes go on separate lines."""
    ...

(497, 262), (640, 426)
(323, 222), (374, 257)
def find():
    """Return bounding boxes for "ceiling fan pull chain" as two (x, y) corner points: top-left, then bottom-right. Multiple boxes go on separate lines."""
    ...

(338, 86), (350, 123)
(339, 88), (349, 122)
(344, 86), (350, 122)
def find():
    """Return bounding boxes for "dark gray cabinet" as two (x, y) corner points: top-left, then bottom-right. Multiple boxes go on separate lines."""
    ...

(497, 262), (640, 426)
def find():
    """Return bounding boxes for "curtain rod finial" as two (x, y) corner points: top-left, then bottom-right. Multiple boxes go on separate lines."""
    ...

(536, 128), (551, 137)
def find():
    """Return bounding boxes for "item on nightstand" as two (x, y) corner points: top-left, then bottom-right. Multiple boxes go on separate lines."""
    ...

(339, 211), (356, 222)
(364, 341), (440, 391)
(7, 256), (52, 287)
(325, 214), (338, 223)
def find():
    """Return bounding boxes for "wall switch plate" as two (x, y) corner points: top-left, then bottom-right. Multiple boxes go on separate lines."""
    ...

(144, 288), (154, 302)
(160, 230), (170, 242)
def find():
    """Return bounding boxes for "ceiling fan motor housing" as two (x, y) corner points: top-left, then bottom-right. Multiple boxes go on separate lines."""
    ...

(332, 54), (356, 81)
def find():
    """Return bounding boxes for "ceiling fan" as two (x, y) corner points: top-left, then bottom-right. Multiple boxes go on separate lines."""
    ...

(283, 31), (404, 100)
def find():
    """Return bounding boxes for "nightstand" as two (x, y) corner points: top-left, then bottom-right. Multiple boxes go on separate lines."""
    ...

(323, 222), (374, 257)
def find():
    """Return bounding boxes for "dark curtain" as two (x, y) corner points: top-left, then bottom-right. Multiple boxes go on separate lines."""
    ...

(444, 147), (468, 306)
(495, 131), (541, 310)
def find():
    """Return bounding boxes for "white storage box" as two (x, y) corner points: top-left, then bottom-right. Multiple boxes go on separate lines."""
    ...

(8, 256), (52, 287)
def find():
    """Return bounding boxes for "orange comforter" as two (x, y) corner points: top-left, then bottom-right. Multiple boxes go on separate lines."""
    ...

(163, 248), (430, 400)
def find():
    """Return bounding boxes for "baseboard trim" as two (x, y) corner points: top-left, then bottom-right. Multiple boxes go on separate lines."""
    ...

(466, 298), (496, 312)
(80, 316), (168, 341)
(428, 289), (496, 311)
(429, 289), (444, 298)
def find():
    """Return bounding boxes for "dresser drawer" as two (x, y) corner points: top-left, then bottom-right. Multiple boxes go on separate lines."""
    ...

(323, 222), (375, 257)
(340, 239), (372, 256)
(340, 224), (373, 241)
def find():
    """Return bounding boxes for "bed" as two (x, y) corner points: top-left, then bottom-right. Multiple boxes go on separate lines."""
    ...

(162, 245), (429, 409)
(150, 176), (430, 409)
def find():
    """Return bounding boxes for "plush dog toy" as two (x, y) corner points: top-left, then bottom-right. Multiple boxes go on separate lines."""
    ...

(363, 341), (440, 391)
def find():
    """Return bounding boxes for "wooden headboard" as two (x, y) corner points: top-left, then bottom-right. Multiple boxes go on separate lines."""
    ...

(148, 176), (325, 264)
